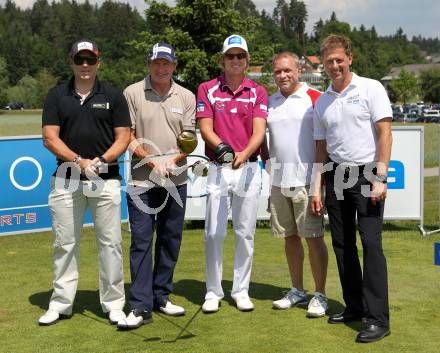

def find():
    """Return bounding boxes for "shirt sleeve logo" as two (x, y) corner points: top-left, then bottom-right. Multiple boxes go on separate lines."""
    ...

(196, 101), (205, 112)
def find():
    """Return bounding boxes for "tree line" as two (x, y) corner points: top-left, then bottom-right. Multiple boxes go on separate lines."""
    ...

(0, 0), (437, 108)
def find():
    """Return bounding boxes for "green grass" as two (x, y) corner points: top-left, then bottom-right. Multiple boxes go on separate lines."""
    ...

(1, 115), (440, 352)
(1, 215), (440, 353)
(421, 123), (439, 168)
(0, 112), (42, 137)
(393, 122), (438, 168)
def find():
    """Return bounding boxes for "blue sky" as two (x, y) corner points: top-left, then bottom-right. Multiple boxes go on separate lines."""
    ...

(4, 0), (440, 39)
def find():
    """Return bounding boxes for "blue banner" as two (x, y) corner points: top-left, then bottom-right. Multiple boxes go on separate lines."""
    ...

(435, 243), (440, 266)
(0, 136), (128, 236)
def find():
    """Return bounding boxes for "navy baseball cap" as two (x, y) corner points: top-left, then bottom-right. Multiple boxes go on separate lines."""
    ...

(148, 42), (177, 63)
(70, 39), (99, 57)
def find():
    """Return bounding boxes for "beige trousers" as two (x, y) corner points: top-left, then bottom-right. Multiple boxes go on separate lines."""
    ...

(47, 178), (125, 315)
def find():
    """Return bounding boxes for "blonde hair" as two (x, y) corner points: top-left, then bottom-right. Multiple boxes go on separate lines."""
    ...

(320, 35), (352, 57)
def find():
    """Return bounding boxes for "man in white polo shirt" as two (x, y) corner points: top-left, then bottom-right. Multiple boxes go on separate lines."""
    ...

(311, 35), (392, 343)
(265, 52), (329, 318)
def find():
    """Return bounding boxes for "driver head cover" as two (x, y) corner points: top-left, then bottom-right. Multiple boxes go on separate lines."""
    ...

(177, 130), (198, 154)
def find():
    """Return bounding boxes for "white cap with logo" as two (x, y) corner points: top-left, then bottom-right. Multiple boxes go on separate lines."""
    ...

(222, 35), (248, 54)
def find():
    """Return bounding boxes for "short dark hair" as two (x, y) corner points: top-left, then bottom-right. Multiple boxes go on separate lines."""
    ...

(320, 35), (352, 57)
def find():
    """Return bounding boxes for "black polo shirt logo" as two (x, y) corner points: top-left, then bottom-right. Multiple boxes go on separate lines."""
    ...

(92, 103), (109, 109)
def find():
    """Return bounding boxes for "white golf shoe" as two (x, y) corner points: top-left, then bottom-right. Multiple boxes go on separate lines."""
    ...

(38, 310), (71, 326)
(117, 309), (153, 330)
(158, 301), (185, 316)
(234, 296), (254, 312)
(272, 287), (308, 309)
(108, 309), (126, 325)
(202, 298), (220, 313)
(306, 292), (328, 318)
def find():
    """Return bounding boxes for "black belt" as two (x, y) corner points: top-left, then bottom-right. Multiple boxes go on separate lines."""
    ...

(328, 160), (372, 175)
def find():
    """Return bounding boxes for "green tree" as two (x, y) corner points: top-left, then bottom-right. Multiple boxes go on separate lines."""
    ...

(6, 75), (39, 108)
(35, 69), (58, 108)
(131, 0), (263, 91)
(288, 0), (307, 46)
(99, 56), (146, 90)
(419, 68), (440, 103)
(233, 0), (259, 18)
(388, 68), (419, 104)
(0, 57), (9, 106)
(317, 12), (351, 40)
(272, 0), (307, 52)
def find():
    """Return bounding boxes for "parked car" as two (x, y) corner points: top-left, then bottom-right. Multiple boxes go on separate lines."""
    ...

(4, 102), (24, 110)
(422, 110), (440, 122)
(405, 113), (420, 122)
(393, 113), (406, 122)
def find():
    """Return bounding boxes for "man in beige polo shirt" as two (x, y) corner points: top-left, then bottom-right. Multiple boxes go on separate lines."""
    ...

(117, 42), (196, 329)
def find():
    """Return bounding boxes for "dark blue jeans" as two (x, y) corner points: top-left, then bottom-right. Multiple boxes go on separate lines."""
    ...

(126, 184), (187, 312)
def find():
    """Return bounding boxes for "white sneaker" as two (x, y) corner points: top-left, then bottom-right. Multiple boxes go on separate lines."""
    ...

(202, 299), (220, 313)
(38, 310), (71, 326)
(159, 301), (185, 316)
(235, 296), (254, 312)
(117, 309), (153, 330)
(108, 309), (126, 325)
(272, 287), (308, 309)
(306, 292), (328, 318)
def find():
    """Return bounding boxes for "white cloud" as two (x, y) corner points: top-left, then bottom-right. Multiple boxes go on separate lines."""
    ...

(8, 0), (34, 7)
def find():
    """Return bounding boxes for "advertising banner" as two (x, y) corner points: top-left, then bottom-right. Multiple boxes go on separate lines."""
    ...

(0, 127), (424, 235)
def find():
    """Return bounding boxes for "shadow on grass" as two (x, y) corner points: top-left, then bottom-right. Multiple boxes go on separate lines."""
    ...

(382, 221), (422, 232)
(29, 285), (201, 343)
(29, 289), (108, 320)
(173, 278), (345, 314)
(173, 278), (288, 306)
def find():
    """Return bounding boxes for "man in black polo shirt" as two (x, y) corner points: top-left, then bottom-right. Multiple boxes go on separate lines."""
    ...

(38, 39), (131, 326)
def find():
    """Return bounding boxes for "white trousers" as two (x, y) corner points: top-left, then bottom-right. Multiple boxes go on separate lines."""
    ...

(47, 178), (125, 315)
(204, 162), (261, 300)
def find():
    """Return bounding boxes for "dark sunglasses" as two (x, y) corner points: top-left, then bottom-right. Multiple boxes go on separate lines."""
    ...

(73, 55), (98, 66)
(224, 52), (247, 60)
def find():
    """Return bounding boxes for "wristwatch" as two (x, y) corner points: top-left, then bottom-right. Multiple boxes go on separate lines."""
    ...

(99, 156), (107, 164)
(374, 174), (387, 183)
(73, 155), (82, 165)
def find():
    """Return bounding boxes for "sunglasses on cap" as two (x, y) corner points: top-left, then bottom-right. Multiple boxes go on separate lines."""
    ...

(73, 55), (98, 66)
(224, 52), (247, 60)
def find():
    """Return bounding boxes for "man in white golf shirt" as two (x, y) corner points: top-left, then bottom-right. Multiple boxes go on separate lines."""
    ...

(311, 35), (392, 343)
(265, 52), (329, 318)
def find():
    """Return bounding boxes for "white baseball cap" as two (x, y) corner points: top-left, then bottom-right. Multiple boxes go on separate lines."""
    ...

(222, 35), (248, 54)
